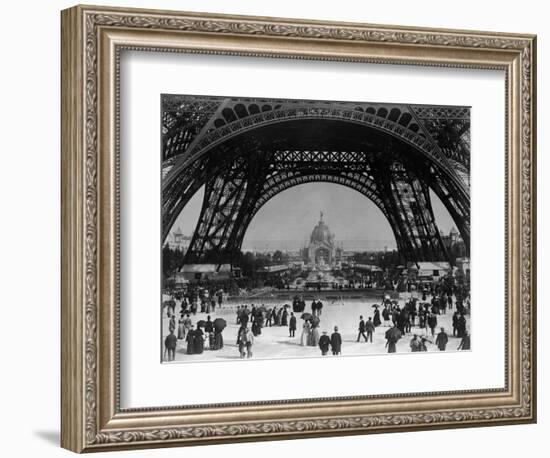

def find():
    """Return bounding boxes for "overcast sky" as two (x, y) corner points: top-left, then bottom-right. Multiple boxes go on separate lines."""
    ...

(167, 182), (456, 252)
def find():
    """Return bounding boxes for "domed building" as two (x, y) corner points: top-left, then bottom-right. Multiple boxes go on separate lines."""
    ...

(305, 212), (341, 267)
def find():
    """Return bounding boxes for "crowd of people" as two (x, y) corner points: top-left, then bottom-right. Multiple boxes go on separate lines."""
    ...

(376, 291), (471, 354)
(163, 286), (225, 318)
(163, 299), (227, 361)
(232, 300), (339, 358)
(164, 285), (471, 361)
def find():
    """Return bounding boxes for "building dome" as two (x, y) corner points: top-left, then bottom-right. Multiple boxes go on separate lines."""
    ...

(310, 212), (333, 244)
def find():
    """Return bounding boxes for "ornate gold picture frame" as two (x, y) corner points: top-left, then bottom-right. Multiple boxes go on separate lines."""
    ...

(61, 4), (536, 453)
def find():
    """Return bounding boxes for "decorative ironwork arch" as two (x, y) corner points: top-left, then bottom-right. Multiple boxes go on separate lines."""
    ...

(161, 96), (470, 266)
(164, 106), (465, 197)
(226, 172), (404, 262)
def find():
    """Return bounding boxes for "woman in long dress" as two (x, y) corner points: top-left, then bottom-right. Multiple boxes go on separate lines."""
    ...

(194, 328), (204, 354)
(276, 308), (283, 326)
(213, 330), (224, 350)
(183, 314), (192, 341)
(301, 320), (311, 346)
(169, 315), (176, 334)
(382, 306), (391, 326)
(252, 315), (262, 336)
(177, 317), (185, 340)
(309, 322), (320, 346)
(373, 309), (381, 327)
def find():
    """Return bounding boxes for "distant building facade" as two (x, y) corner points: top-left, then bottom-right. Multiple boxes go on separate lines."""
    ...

(302, 212), (343, 267)
(166, 226), (191, 251)
(407, 261), (452, 282)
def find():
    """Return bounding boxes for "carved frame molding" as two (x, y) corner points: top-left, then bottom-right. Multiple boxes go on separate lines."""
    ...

(61, 4), (536, 452)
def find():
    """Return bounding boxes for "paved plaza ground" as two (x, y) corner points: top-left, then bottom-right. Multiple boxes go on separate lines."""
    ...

(162, 296), (470, 363)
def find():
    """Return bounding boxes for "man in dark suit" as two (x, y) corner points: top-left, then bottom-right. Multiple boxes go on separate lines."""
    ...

(452, 311), (459, 336)
(330, 326), (342, 355)
(435, 327), (449, 351)
(356, 315), (368, 342)
(164, 330), (177, 361)
(289, 312), (297, 337)
(365, 317), (375, 343)
(317, 299), (323, 316)
(311, 300), (318, 316)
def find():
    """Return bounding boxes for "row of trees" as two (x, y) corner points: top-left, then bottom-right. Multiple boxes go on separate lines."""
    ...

(350, 249), (402, 268)
(349, 241), (468, 268)
(162, 245), (185, 279)
(235, 250), (290, 277)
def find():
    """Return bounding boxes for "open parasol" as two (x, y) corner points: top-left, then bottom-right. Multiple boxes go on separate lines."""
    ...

(385, 326), (402, 342)
(301, 312), (313, 321)
(213, 318), (227, 332)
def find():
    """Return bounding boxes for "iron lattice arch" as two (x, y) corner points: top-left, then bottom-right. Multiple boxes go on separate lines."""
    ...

(161, 95), (470, 266)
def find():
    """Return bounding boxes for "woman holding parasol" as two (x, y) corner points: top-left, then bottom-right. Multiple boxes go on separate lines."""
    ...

(212, 317), (227, 350)
(308, 316), (320, 346)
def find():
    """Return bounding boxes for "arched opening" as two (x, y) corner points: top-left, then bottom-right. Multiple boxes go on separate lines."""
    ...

(165, 184), (204, 248)
(234, 103), (248, 119)
(221, 108), (237, 123)
(162, 117), (469, 265)
(388, 108), (401, 122)
(241, 182), (397, 253)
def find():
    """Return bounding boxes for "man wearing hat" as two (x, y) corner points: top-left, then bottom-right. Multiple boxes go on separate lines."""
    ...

(289, 312), (297, 337)
(330, 326), (342, 355)
(435, 327), (449, 351)
(164, 330), (177, 361)
(356, 315), (368, 342)
(365, 317), (375, 343)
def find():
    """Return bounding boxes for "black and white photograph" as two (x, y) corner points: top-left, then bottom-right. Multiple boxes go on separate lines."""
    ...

(161, 94), (471, 362)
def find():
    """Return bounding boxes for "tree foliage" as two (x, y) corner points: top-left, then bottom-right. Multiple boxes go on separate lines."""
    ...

(162, 245), (185, 278)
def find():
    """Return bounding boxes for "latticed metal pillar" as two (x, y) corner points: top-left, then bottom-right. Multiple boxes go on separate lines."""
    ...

(184, 159), (249, 264)
(161, 97), (470, 268)
(377, 162), (449, 264)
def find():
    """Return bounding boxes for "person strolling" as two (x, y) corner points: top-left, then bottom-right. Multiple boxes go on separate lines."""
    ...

(356, 315), (368, 342)
(365, 317), (375, 343)
(330, 326), (342, 355)
(435, 327), (449, 351)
